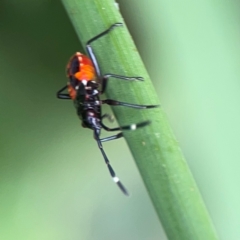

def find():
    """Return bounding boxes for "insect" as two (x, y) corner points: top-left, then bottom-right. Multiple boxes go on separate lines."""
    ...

(57, 23), (159, 195)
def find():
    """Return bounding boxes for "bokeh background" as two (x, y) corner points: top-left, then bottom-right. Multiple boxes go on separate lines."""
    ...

(1, 1), (240, 239)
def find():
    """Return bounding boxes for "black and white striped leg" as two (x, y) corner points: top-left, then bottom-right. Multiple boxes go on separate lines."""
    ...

(93, 128), (129, 196)
(57, 85), (71, 99)
(101, 99), (160, 109)
(86, 23), (123, 79)
(101, 120), (151, 132)
(100, 115), (151, 142)
(101, 74), (143, 94)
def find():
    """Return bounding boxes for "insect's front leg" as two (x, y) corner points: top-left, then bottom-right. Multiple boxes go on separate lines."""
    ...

(57, 85), (71, 99)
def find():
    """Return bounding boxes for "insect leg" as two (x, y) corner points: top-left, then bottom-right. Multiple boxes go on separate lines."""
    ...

(93, 128), (129, 196)
(57, 85), (71, 99)
(100, 118), (151, 142)
(101, 99), (160, 109)
(101, 74), (144, 94)
(100, 133), (123, 143)
(101, 120), (151, 132)
(86, 23), (123, 79)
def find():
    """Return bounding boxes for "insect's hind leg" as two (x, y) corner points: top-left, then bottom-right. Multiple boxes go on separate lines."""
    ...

(100, 133), (123, 143)
(99, 117), (152, 142)
(93, 128), (129, 196)
(101, 120), (151, 132)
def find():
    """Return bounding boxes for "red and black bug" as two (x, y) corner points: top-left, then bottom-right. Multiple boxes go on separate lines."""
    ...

(57, 23), (159, 195)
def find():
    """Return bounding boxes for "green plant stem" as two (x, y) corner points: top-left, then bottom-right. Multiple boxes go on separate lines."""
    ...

(61, 0), (218, 239)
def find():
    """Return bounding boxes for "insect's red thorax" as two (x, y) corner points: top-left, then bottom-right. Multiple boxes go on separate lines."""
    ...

(67, 52), (96, 100)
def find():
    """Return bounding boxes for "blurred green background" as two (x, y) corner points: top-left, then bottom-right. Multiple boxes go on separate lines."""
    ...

(0, 1), (240, 240)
